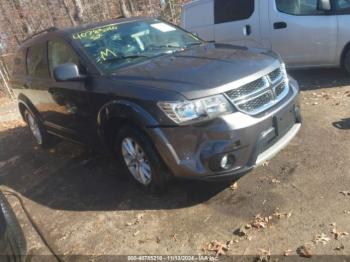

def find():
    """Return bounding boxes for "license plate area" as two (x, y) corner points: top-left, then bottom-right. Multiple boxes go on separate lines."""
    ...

(273, 106), (296, 137)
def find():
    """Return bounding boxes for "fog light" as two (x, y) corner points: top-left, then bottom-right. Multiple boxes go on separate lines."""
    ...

(220, 154), (235, 170)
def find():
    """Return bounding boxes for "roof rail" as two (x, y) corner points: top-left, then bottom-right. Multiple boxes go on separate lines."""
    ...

(22, 27), (58, 43)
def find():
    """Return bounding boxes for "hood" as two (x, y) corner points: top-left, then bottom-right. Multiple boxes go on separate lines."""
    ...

(109, 43), (281, 100)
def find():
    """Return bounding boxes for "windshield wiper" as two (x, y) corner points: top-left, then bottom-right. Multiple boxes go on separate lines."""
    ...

(101, 55), (150, 63)
(148, 44), (183, 49)
(185, 42), (202, 48)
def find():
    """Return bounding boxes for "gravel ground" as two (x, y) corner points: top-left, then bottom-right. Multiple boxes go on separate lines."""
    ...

(0, 69), (350, 260)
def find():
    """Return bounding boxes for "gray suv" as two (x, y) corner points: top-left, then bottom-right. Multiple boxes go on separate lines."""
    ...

(11, 17), (302, 190)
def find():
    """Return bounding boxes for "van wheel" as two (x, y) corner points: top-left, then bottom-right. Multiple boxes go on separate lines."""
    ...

(115, 126), (168, 193)
(344, 49), (350, 75)
(0, 192), (27, 258)
(24, 110), (51, 148)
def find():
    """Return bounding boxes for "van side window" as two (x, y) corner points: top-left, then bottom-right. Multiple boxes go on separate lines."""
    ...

(276, 0), (326, 15)
(26, 43), (49, 78)
(214, 0), (254, 24)
(48, 40), (80, 76)
(336, 0), (350, 13)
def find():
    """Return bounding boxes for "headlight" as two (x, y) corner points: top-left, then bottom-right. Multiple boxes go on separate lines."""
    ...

(281, 63), (289, 83)
(158, 94), (233, 124)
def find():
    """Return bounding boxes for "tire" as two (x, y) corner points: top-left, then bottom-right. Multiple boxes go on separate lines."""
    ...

(0, 192), (26, 260)
(24, 110), (52, 148)
(344, 49), (350, 75)
(115, 126), (168, 193)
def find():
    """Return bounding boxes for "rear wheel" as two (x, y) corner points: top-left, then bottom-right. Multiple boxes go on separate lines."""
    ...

(115, 126), (168, 192)
(0, 192), (27, 260)
(344, 49), (350, 75)
(24, 110), (51, 148)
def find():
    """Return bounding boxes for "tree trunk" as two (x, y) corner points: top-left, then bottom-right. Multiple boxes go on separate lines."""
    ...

(72, 0), (84, 23)
(61, 0), (77, 26)
(119, 0), (131, 17)
(128, 0), (136, 13)
(0, 2), (21, 45)
(46, 0), (58, 27)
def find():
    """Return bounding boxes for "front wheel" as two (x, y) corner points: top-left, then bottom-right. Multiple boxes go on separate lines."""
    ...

(115, 126), (168, 192)
(344, 49), (350, 75)
(24, 110), (52, 148)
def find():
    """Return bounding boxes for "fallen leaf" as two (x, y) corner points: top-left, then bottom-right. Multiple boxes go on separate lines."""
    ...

(334, 244), (344, 251)
(252, 214), (269, 229)
(271, 178), (281, 184)
(172, 233), (177, 241)
(262, 161), (269, 167)
(234, 226), (249, 237)
(258, 248), (271, 262)
(273, 209), (292, 219)
(297, 245), (312, 258)
(284, 249), (293, 256)
(133, 231), (140, 236)
(125, 222), (133, 226)
(230, 182), (238, 191)
(331, 224), (349, 240)
(207, 240), (229, 257)
(135, 213), (145, 224)
(314, 233), (331, 245)
(340, 191), (350, 196)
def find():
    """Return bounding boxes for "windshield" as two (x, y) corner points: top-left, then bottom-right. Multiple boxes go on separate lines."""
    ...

(71, 19), (202, 73)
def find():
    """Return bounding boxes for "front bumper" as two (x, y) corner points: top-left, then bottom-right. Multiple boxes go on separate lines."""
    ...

(148, 78), (302, 181)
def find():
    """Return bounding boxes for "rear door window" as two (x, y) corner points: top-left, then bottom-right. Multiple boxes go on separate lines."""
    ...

(214, 0), (255, 24)
(26, 43), (49, 78)
(276, 0), (327, 15)
(48, 40), (80, 76)
(336, 0), (350, 13)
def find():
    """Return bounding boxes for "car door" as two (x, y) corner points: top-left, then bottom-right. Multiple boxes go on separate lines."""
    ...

(25, 42), (52, 121)
(213, 0), (263, 48)
(46, 39), (92, 143)
(335, 0), (350, 66)
(269, 0), (338, 67)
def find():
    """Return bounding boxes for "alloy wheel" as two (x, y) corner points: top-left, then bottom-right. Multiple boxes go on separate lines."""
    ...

(26, 113), (43, 145)
(121, 137), (152, 185)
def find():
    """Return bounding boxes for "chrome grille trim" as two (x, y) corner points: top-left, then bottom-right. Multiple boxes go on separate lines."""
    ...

(268, 67), (283, 84)
(225, 65), (289, 115)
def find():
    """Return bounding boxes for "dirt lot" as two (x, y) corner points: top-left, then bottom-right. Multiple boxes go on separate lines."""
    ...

(1, 69), (350, 259)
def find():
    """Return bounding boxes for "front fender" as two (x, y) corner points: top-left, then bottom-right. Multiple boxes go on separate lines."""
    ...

(97, 99), (160, 132)
(17, 94), (42, 122)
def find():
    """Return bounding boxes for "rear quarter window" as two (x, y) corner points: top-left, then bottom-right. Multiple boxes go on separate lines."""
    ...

(26, 43), (49, 78)
(276, 0), (327, 15)
(214, 0), (255, 24)
(336, 0), (350, 14)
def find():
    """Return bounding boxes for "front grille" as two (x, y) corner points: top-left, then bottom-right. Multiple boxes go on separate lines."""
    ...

(268, 67), (283, 83)
(236, 91), (273, 114)
(274, 81), (288, 98)
(226, 78), (268, 100)
(226, 65), (289, 115)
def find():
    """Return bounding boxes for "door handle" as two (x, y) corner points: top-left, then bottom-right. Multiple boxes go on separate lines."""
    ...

(243, 25), (252, 36)
(274, 22), (287, 29)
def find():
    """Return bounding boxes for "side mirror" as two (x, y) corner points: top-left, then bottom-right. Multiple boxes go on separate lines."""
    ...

(317, 0), (331, 11)
(53, 63), (86, 82)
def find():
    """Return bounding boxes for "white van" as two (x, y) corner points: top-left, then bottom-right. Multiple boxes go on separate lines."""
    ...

(181, 0), (350, 73)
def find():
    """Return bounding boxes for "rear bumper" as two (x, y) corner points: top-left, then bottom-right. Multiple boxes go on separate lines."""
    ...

(148, 78), (302, 181)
